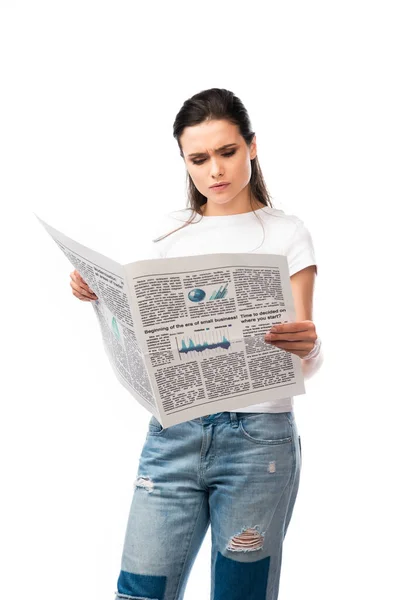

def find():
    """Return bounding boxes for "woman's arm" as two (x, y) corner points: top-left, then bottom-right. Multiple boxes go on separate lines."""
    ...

(290, 265), (323, 380)
(264, 265), (323, 380)
(301, 340), (324, 380)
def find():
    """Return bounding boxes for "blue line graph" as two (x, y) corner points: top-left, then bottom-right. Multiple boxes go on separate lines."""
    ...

(177, 327), (232, 358)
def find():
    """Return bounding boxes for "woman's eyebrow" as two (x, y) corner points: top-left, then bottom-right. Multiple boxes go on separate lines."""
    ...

(188, 143), (238, 158)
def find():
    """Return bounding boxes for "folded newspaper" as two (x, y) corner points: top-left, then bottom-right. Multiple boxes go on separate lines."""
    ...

(36, 214), (305, 428)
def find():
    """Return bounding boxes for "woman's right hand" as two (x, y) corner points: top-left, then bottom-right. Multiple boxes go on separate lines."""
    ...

(70, 270), (98, 302)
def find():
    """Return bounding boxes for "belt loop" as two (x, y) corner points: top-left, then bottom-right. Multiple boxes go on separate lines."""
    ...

(230, 412), (239, 428)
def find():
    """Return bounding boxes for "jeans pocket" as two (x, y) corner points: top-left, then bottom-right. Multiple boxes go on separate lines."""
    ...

(238, 412), (293, 445)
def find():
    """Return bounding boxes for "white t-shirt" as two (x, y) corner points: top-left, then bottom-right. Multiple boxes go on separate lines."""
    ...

(148, 205), (317, 413)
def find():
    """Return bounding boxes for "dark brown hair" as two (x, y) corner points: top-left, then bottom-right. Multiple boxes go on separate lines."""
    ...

(154, 87), (274, 249)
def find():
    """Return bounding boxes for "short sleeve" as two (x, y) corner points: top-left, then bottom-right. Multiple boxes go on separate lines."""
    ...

(286, 219), (318, 277)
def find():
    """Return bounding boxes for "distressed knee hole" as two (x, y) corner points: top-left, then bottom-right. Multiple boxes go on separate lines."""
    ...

(227, 525), (265, 552)
(134, 475), (154, 492)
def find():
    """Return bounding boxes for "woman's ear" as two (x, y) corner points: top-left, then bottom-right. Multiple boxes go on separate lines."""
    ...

(250, 134), (257, 159)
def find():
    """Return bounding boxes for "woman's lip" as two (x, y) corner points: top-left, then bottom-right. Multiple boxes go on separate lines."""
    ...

(210, 183), (230, 189)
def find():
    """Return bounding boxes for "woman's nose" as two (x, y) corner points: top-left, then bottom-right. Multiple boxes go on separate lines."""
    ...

(210, 160), (223, 176)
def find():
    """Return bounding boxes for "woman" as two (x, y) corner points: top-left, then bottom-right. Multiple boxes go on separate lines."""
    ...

(70, 88), (323, 600)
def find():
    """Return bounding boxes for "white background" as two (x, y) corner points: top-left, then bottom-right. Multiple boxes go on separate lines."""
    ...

(1, 1), (399, 598)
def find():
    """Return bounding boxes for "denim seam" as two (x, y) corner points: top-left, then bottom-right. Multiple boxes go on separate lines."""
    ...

(198, 427), (212, 489)
(204, 424), (219, 471)
(282, 420), (298, 517)
(172, 494), (208, 600)
(257, 447), (298, 598)
(280, 430), (299, 535)
(256, 434), (298, 548)
(284, 412), (294, 426)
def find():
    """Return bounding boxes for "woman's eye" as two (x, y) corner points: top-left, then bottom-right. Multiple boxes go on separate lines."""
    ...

(192, 150), (236, 165)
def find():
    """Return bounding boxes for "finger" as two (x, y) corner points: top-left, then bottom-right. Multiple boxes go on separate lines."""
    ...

(73, 270), (87, 286)
(70, 280), (97, 299)
(265, 331), (317, 343)
(270, 321), (312, 334)
(70, 272), (80, 283)
(269, 341), (314, 353)
(273, 347), (312, 359)
(73, 291), (97, 301)
(70, 273), (91, 292)
(80, 288), (97, 299)
(74, 273), (96, 295)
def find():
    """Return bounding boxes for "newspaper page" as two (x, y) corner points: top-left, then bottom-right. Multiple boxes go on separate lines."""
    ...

(36, 214), (305, 428)
(35, 214), (159, 419)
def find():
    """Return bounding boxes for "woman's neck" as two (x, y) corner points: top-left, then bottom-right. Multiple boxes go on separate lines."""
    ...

(200, 200), (265, 217)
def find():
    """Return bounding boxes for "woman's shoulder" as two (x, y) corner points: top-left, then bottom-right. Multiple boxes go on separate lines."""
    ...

(166, 207), (195, 222)
(150, 208), (194, 242)
(256, 205), (307, 231)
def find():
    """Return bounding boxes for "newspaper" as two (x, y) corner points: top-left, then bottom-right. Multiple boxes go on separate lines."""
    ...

(35, 214), (305, 428)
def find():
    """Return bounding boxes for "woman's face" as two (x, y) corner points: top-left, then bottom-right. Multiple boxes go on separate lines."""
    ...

(180, 119), (258, 213)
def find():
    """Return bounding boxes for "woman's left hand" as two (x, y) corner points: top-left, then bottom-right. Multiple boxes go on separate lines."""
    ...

(264, 320), (317, 359)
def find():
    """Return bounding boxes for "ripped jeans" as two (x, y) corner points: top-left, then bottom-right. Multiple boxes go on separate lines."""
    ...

(114, 410), (302, 600)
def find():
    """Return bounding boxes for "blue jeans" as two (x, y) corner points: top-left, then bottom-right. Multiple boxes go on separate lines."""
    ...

(114, 410), (302, 600)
